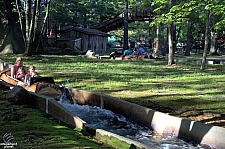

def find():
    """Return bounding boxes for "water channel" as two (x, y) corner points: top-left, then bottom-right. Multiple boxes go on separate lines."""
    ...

(59, 97), (205, 149)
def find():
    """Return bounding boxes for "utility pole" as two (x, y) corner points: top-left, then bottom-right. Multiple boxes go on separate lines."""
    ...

(123, 0), (128, 50)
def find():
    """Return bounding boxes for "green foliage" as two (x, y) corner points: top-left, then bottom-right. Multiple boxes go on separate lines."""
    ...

(146, 0), (225, 48)
(50, 0), (123, 28)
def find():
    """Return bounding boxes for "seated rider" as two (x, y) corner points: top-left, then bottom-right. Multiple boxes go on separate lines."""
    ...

(28, 65), (38, 78)
(16, 67), (27, 83)
(11, 57), (28, 78)
(25, 65), (39, 86)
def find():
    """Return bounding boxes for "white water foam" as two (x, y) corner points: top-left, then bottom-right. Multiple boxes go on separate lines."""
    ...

(59, 101), (204, 149)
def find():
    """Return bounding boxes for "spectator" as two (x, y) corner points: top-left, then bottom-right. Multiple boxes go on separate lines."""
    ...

(132, 47), (139, 55)
(137, 44), (145, 55)
(123, 46), (133, 56)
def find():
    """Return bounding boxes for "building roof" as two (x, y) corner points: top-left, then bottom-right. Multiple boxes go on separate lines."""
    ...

(62, 27), (111, 37)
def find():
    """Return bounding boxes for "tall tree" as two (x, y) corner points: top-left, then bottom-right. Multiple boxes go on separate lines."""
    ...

(150, 0), (225, 68)
(1, 0), (50, 55)
(151, 0), (177, 65)
(200, 9), (210, 70)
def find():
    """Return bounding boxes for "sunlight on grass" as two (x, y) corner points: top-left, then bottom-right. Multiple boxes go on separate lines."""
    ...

(1, 54), (225, 116)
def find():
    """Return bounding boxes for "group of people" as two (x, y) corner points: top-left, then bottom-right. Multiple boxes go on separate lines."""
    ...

(123, 44), (150, 59)
(11, 57), (38, 86)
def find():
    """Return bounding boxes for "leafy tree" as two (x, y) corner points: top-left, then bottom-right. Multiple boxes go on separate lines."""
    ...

(50, 0), (123, 28)
(1, 0), (51, 55)
(150, 0), (225, 68)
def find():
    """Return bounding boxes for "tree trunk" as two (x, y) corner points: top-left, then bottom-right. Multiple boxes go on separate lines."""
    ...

(123, 0), (128, 50)
(15, 0), (25, 44)
(209, 15), (216, 55)
(24, 0), (32, 55)
(167, 0), (175, 65)
(185, 21), (192, 56)
(27, 0), (42, 55)
(32, 0), (42, 54)
(153, 25), (159, 58)
(167, 23), (175, 65)
(0, 0), (11, 54)
(1, 0), (25, 54)
(200, 10), (210, 70)
(210, 31), (217, 54)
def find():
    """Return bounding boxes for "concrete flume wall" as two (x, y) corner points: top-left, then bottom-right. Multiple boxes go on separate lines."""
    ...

(67, 87), (225, 149)
(28, 93), (154, 149)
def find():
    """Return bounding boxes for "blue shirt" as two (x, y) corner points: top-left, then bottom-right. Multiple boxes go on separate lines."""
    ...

(124, 49), (132, 55)
(138, 47), (145, 54)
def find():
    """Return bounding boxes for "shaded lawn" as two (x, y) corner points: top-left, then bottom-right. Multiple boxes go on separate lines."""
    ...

(1, 54), (225, 127)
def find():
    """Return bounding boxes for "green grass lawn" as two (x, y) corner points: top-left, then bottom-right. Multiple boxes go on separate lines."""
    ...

(1, 53), (225, 148)
(1, 54), (225, 119)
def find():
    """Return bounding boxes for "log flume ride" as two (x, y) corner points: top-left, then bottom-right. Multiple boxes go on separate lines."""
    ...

(0, 68), (62, 98)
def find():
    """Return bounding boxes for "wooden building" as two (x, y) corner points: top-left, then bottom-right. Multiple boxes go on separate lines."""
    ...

(58, 27), (110, 54)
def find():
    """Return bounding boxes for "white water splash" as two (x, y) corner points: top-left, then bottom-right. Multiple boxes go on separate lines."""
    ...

(59, 100), (204, 149)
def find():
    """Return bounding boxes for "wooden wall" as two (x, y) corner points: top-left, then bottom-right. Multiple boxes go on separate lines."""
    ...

(61, 29), (107, 53)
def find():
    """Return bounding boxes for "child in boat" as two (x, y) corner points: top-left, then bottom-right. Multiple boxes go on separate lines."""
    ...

(28, 65), (38, 78)
(25, 65), (39, 86)
(16, 67), (27, 83)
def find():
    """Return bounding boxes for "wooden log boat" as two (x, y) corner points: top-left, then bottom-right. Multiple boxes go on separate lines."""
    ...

(0, 68), (62, 98)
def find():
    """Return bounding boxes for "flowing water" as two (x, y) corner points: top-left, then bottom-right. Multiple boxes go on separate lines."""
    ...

(59, 94), (205, 149)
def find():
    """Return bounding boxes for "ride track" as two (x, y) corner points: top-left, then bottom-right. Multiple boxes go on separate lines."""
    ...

(96, 6), (155, 32)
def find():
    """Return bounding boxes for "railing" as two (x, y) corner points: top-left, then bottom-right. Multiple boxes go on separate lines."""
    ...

(97, 6), (154, 32)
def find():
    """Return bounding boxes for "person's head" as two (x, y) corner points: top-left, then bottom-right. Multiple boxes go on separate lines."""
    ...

(29, 65), (36, 72)
(15, 57), (23, 67)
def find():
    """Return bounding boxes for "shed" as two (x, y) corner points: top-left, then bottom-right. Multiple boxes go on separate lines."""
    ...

(60, 27), (110, 53)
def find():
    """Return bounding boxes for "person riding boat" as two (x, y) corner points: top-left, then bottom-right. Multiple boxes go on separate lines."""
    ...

(11, 57), (28, 79)
(16, 67), (27, 83)
(25, 65), (39, 86)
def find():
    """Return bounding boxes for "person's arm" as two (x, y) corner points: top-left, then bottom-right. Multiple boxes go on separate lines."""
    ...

(24, 74), (28, 85)
(34, 72), (38, 77)
(11, 65), (16, 78)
